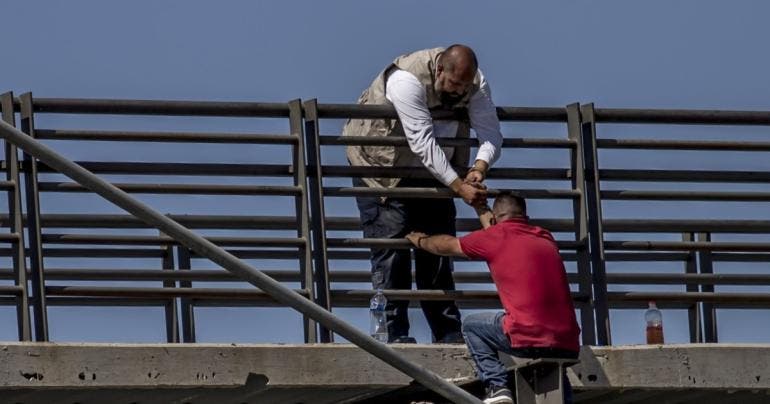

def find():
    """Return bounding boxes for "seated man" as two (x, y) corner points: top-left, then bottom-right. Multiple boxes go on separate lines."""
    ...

(406, 191), (580, 404)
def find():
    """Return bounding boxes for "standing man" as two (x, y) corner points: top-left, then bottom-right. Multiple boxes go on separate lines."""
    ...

(406, 192), (580, 404)
(343, 44), (503, 343)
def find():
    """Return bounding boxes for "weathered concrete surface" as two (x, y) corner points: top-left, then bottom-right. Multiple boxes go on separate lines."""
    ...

(1, 342), (770, 403)
(572, 344), (770, 389)
(0, 342), (474, 404)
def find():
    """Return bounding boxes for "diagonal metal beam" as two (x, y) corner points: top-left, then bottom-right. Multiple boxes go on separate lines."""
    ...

(0, 118), (481, 404)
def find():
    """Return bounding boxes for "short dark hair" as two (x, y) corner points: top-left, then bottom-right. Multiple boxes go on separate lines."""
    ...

(494, 191), (527, 217)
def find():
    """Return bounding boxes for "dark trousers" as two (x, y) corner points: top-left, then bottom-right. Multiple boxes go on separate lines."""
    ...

(354, 178), (462, 342)
(462, 312), (578, 403)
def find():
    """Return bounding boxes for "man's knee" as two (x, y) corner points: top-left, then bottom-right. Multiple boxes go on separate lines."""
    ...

(461, 312), (487, 334)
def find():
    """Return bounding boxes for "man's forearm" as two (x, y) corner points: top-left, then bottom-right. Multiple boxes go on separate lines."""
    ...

(418, 234), (466, 257)
(475, 205), (494, 229)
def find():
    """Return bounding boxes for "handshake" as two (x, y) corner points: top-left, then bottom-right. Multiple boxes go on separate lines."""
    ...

(458, 179), (487, 207)
(450, 165), (488, 208)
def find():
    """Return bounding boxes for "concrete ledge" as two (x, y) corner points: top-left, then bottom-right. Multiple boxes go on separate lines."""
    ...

(572, 344), (770, 390)
(0, 342), (474, 389)
(2, 342), (770, 403)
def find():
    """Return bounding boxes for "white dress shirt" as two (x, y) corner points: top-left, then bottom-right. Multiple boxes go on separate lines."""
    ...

(385, 69), (503, 186)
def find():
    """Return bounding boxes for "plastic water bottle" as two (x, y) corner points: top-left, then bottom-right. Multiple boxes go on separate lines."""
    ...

(370, 289), (388, 342)
(645, 301), (664, 344)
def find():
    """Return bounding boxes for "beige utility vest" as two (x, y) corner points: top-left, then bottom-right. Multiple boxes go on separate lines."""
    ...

(342, 47), (481, 189)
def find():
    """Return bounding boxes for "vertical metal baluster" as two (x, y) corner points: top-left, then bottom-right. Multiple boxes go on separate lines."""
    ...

(580, 103), (610, 345)
(161, 232), (179, 343)
(177, 247), (195, 342)
(289, 99), (317, 343)
(19, 92), (48, 341)
(567, 103), (596, 345)
(683, 232), (703, 343)
(303, 99), (332, 342)
(698, 232), (718, 342)
(1, 92), (31, 341)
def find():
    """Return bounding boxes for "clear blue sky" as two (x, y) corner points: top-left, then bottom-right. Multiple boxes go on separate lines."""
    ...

(2, 1), (770, 345)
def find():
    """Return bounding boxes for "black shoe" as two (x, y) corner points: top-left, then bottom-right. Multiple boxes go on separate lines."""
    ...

(389, 336), (417, 344)
(483, 385), (513, 404)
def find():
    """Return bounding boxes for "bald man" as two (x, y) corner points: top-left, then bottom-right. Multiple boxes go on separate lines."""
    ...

(343, 45), (504, 343)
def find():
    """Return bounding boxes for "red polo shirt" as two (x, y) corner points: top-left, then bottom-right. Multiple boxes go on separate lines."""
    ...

(459, 218), (580, 352)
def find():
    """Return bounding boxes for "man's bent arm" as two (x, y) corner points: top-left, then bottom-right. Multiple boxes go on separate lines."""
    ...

(406, 232), (467, 257)
(386, 70), (459, 185)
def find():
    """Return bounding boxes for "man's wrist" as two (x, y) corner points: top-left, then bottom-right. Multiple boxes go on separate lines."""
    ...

(449, 177), (464, 194)
(474, 204), (492, 214)
(417, 236), (429, 249)
(467, 166), (486, 180)
(470, 160), (489, 177)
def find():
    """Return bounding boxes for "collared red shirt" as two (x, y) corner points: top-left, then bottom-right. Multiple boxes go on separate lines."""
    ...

(459, 218), (580, 352)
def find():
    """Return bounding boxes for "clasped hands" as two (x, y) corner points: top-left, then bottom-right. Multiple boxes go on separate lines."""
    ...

(454, 168), (488, 208)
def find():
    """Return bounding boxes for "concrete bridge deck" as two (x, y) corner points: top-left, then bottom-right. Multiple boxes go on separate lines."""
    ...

(1, 342), (769, 403)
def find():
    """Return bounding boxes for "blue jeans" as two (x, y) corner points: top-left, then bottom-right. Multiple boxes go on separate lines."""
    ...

(461, 312), (577, 403)
(355, 178), (462, 342)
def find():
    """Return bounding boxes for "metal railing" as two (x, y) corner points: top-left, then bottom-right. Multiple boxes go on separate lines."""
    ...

(0, 95), (482, 403)
(1, 92), (770, 349)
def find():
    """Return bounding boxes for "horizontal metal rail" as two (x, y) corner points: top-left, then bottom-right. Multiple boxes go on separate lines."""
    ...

(594, 108), (770, 125)
(36, 161), (295, 176)
(0, 233), (21, 242)
(37, 286), (589, 305)
(5, 269), (767, 287)
(39, 182), (302, 196)
(605, 273), (770, 285)
(39, 234), (305, 247)
(597, 138), (770, 151)
(0, 286), (23, 296)
(0, 180), (15, 190)
(325, 238), (584, 250)
(603, 252), (691, 261)
(601, 190), (770, 201)
(37, 129), (298, 144)
(7, 215), (767, 233)
(314, 104), (568, 121)
(323, 187), (579, 199)
(320, 166), (571, 180)
(711, 253), (770, 262)
(601, 168), (770, 183)
(602, 220), (770, 233)
(605, 240), (770, 252)
(607, 291), (770, 304)
(45, 286), (311, 300)
(0, 213), (576, 232)
(319, 135), (575, 148)
(11, 97), (292, 117)
(0, 248), (167, 258)
(329, 289), (590, 303)
(6, 97), (570, 123)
